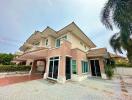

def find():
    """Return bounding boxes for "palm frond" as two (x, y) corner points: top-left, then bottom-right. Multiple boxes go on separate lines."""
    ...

(110, 33), (123, 53)
(101, 0), (118, 30)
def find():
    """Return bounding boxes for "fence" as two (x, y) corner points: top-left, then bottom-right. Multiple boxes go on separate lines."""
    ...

(114, 67), (132, 76)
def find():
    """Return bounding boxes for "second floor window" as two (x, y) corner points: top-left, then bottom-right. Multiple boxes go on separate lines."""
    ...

(33, 41), (40, 46)
(55, 35), (67, 48)
(62, 35), (67, 40)
(80, 41), (83, 46)
(45, 39), (48, 46)
(56, 39), (60, 47)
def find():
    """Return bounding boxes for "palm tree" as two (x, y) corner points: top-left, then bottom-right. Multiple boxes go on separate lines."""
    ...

(101, 0), (132, 63)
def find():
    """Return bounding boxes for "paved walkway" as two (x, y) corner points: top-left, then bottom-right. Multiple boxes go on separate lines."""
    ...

(121, 76), (132, 99)
(0, 74), (43, 86)
(0, 76), (131, 100)
(0, 77), (126, 100)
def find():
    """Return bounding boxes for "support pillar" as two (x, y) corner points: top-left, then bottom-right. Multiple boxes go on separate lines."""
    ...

(29, 60), (37, 75)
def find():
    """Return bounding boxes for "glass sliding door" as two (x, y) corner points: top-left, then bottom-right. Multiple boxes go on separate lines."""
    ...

(48, 60), (53, 77)
(53, 60), (59, 79)
(48, 57), (59, 79)
(90, 60), (101, 77)
(65, 57), (71, 80)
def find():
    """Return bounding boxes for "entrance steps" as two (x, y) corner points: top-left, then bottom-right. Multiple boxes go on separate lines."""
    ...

(46, 78), (57, 84)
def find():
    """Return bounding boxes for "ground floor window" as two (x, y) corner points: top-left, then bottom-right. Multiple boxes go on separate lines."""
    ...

(81, 61), (88, 73)
(48, 56), (59, 79)
(72, 60), (77, 74)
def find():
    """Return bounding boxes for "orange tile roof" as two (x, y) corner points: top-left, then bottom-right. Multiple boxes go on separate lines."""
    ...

(87, 48), (109, 58)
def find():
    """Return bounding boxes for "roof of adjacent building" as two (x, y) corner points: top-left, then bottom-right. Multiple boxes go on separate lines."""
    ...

(87, 48), (110, 58)
(109, 52), (126, 58)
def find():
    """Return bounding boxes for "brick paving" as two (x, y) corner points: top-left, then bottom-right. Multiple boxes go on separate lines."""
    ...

(0, 74), (43, 86)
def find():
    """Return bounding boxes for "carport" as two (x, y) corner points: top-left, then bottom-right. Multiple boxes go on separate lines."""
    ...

(16, 48), (48, 75)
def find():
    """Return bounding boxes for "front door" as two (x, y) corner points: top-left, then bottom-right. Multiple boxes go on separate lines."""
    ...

(65, 57), (71, 80)
(48, 57), (59, 79)
(90, 60), (101, 77)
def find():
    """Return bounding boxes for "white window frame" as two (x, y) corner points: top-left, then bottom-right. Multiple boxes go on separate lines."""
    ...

(45, 39), (48, 46)
(72, 60), (77, 74)
(81, 60), (89, 74)
(55, 35), (67, 48)
(47, 56), (60, 80)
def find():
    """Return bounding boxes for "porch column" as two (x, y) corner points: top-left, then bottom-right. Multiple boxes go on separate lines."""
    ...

(58, 56), (66, 83)
(43, 58), (48, 79)
(99, 58), (107, 79)
(29, 60), (37, 75)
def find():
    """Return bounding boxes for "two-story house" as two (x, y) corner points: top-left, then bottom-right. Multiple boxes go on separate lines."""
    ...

(14, 22), (110, 83)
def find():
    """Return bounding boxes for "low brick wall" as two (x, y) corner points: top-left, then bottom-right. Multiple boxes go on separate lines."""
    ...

(114, 67), (132, 76)
(0, 71), (29, 78)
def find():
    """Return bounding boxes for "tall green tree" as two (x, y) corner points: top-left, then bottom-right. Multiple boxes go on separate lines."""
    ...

(0, 53), (14, 65)
(101, 0), (132, 63)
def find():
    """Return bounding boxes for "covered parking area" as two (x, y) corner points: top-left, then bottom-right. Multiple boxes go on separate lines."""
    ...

(16, 48), (48, 76)
(0, 48), (49, 86)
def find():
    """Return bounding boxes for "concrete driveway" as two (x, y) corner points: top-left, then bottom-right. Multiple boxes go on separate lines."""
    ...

(0, 76), (131, 100)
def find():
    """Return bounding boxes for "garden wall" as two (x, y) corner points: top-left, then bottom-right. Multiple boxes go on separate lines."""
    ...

(114, 67), (132, 76)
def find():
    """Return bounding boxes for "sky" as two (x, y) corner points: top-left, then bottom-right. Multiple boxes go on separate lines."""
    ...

(0, 0), (126, 56)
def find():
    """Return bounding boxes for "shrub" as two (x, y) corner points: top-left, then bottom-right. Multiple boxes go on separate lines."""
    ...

(105, 65), (114, 79)
(0, 65), (31, 72)
(115, 63), (132, 67)
(105, 59), (115, 79)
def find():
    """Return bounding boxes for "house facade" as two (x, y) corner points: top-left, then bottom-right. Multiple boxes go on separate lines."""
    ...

(14, 22), (109, 83)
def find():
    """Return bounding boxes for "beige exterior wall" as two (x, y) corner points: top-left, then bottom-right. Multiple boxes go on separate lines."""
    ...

(48, 36), (55, 48)
(26, 59), (33, 66)
(67, 32), (90, 52)
(39, 38), (45, 47)
(22, 31), (91, 53)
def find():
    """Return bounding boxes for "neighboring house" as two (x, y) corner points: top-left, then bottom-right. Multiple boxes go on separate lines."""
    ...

(14, 22), (110, 83)
(109, 53), (128, 64)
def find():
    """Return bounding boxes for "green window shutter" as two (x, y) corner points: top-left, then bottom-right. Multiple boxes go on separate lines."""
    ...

(72, 60), (77, 74)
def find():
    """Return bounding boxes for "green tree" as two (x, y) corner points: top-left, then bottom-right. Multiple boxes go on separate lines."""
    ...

(0, 53), (14, 65)
(101, 0), (132, 63)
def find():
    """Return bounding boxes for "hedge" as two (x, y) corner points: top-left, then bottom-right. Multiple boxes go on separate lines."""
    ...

(0, 65), (31, 72)
(115, 63), (132, 67)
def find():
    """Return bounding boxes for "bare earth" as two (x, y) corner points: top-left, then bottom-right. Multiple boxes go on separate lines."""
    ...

(0, 76), (131, 100)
